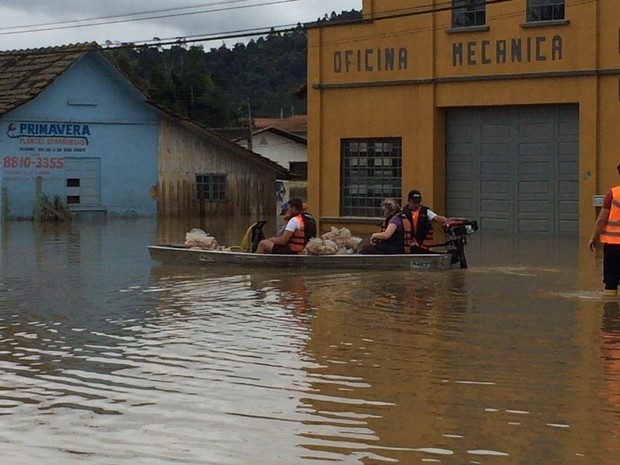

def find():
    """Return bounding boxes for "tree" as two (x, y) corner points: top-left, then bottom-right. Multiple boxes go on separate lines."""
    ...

(105, 9), (362, 126)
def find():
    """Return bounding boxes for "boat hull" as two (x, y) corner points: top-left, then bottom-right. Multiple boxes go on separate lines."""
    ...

(148, 245), (455, 271)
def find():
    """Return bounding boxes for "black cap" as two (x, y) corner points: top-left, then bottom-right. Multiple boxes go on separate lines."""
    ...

(408, 190), (422, 201)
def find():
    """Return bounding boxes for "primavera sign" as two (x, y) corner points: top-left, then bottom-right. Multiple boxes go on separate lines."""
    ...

(7, 122), (90, 145)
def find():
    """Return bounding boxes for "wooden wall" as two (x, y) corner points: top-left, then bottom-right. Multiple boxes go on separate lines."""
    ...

(157, 118), (276, 226)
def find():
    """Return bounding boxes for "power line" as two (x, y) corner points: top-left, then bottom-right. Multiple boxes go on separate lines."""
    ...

(0, 0), (307, 36)
(0, 0), (254, 32)
(307, 0), (596, 51)
(1, 0), (596, 55)
(112, 0), (595, 52)
(104, 0), (513, 49)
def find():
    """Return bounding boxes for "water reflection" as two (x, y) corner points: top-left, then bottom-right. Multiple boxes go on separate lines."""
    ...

(0, 219), (618, 464)
(601, 301), (620, 459)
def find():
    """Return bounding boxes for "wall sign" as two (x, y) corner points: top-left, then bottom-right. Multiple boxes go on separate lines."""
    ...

(452, 35), (563, 67)
(334, 47), (408, 74)
(1, 121), (91, 182)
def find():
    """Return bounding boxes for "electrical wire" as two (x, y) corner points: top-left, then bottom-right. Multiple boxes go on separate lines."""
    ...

(0, 0), (597, 54)
(0, 0), (260, 32)
(0, 0), (307, 36)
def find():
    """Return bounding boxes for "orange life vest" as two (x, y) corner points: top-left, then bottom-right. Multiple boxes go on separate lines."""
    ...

(287, 214), (306, 253)
(400, 213), (413, 254)
(602, 186), (620, 245)
(412, 208), (435, 250)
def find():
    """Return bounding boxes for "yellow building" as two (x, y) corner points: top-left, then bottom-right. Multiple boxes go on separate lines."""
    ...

(307, 0), (620, 236)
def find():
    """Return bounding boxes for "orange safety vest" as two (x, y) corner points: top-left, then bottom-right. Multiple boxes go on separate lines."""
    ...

(412, 208), (435, 250)
(601, 186), (620, 244)
(400, 213), (413, 254)
(287, 214), (306, 253)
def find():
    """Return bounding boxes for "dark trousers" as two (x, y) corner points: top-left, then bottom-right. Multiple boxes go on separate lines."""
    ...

(603, 243), (620, 290)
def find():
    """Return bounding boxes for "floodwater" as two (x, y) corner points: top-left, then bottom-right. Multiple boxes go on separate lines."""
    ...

(0, 218), (619, 465)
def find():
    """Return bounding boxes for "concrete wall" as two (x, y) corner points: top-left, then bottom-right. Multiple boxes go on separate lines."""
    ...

(308, 0), (619, 236)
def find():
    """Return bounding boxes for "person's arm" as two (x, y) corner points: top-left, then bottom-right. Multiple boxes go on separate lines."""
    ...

(427, 209), (448, 225)
(268, 229), (294, 245)
(433, 214), (448, 225)
(266, 216), (299, 245)
(371, 223), (397, 243)
(589, 207), (610, 251)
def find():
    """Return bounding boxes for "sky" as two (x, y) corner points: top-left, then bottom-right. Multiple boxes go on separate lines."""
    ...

(0, 0), (362, 51)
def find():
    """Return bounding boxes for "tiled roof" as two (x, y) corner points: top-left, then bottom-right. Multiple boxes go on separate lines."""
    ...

(253, 115), (307, 134)
(0, 42), (290, 178)
(0, 42), (98, 116)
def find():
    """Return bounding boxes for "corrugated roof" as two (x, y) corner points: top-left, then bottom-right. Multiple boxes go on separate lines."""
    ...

(0, 42), (99, 116)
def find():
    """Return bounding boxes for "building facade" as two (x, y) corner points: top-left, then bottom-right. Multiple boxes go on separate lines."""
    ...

(307, 0), (619, 236)
(0, 44), (284, 222)
(236, 127), (308, 179)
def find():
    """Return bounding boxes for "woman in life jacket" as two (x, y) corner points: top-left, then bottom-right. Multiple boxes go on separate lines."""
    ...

(257, 197), (311, 254)
(360, 198), (407, 254)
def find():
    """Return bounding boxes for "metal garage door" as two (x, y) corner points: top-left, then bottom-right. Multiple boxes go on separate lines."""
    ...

(446, 105), (579, 234)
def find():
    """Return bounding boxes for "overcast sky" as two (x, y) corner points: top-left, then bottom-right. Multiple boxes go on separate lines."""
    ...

(0, 0), (362, 51)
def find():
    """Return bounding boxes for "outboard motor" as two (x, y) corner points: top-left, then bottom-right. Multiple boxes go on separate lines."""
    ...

(444, 219), (479, 269)
(249, 220), (267, 253)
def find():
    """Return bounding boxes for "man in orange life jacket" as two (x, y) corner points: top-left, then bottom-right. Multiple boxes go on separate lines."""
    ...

(588, 164), (620, 296)
(277, 201), (310, 237)
(401, 190), (448, 254)
(257, 197), (309, 254)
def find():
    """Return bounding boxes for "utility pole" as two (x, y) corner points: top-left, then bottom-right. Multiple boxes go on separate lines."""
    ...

(247, 97), (253, 152)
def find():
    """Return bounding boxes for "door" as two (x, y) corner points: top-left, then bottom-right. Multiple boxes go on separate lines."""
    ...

(65, 157), (101, 207)
(445, 105), (579, 234)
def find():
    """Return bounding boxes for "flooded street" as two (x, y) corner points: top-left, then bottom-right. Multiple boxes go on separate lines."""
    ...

(0, 219), (619, 465)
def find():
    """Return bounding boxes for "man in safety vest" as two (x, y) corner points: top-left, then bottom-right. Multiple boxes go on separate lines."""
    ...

(589, 164), (620, 296)
(401, 190), (448, 253)
(257, 197), (315, 254)
(277, 201), (310, 237)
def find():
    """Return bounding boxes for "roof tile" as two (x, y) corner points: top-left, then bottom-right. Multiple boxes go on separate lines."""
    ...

(0, 42), (98, 115)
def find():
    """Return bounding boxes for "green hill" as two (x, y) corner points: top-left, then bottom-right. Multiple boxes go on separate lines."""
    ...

(107, 9), (361, 127)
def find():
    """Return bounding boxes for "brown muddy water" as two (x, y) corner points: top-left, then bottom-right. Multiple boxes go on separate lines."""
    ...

(0, 218), (619, 465)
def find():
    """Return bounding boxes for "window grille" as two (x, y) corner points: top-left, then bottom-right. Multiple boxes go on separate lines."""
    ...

(341, 138), (402, 217)
(196, 173), (227, 201)
(527, 0), (565, 22)
(452, 0), (486, 28)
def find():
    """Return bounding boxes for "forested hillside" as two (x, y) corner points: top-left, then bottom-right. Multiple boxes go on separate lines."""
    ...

(106, 9), (361, 127)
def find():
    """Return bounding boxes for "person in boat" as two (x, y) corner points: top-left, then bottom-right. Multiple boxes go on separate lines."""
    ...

(257, 197), (316, 254)
(588, 163), (620, 297)
(401, 189), (448, 254)
(360, 198), (408, 254)
(277, 201), (292, 237)
(277, 201), (310, 237)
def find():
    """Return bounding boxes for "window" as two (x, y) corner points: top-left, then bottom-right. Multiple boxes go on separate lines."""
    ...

(289, 161), (307, 180)
(527, 0), (565, 22)
(341, 138), (402, 217)
(452, 0), (486, 28)
(196, 173), (226, 201)
(66, 178), (80, 204)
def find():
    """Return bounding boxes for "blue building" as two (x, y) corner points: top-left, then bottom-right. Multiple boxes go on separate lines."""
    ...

(0, 43), (285, 220)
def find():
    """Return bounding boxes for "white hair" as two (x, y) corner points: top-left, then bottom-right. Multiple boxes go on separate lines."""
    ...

(380, 198), (400, 215)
